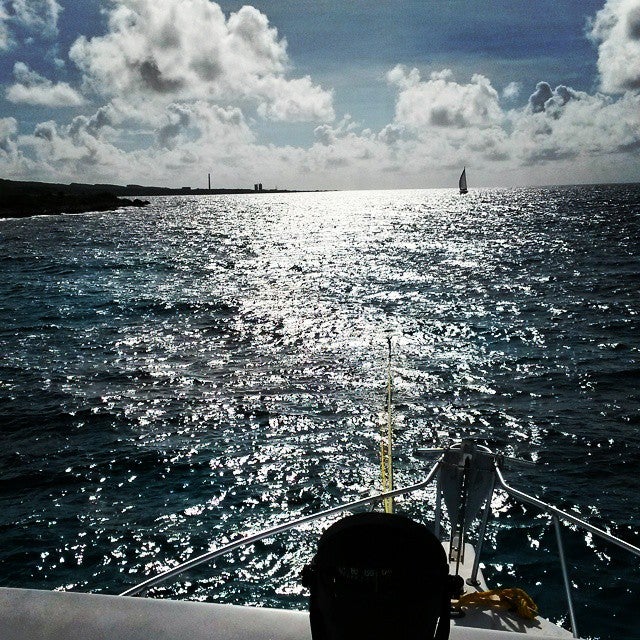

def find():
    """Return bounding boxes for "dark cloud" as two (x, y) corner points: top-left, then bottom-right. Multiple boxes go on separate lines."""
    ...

(555, 85), (579, 104)
(522, 147), (578, 166)
(192, 55), (222, 81)
(34, 121), (56, 141)
(528, 82), (581, 117)
(138, 59), (184, 93)
(627, 6), (640, 40)
(617, 138), (640, 153)
(157, 104), (191, 148)
(69, 105), (115, 138)
(528, 82), (554, 113)
(430, 106), (464, 127)
(158, 22), (181, 49)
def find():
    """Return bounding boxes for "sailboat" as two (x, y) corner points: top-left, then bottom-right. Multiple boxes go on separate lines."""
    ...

(459, 167), (468, 194)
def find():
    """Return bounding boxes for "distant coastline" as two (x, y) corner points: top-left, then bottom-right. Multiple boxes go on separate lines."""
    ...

(0, 178), (304, 219)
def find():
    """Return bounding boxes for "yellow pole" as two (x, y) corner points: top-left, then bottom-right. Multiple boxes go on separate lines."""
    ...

(381, 337), (394, 513)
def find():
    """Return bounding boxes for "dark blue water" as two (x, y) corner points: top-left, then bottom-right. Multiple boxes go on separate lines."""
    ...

(1, 186), (639, 639)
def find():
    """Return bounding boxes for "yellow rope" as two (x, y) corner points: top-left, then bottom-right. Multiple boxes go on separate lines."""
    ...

(456, 588), (539, 620)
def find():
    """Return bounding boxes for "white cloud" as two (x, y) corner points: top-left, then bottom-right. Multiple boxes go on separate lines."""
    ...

(256, 75), (334, 122)
(387, 66), (503, 131)
(12, 0), (61, 36)
(382, 67), (640, 172)
(21, 116), (130, 176)
(6, 61), (85, 106)
(0, 116), (18, 153)
(68, 0), (334, 123)
(4, 98), (261, 186)
(589, 0), (640, 93)
(0, 1), (10, 50)
(0, 0), (61, 45)
(4, 68), (639, 189)
(502, 81), (522, 100)
(512, 88), (640, 163)
(155, 101), (253, 150)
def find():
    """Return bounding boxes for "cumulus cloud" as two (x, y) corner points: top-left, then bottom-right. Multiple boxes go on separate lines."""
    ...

(378, 123), (405, 146)
(0, 116), (19, 154)
(155, 101), (251, 150)
(68, 0), (334, 123)
(68, 105), (118, 140)
(387, 66), (503, 131)
(527, 82), (584, 117)
(589, 0), (640, 92)
(6, 61), (85, 106)
(12, 0), (61, 36)
(256, 75), (334, 122)
(20, 115), (128, 174)
(4, 98), (259, 186)
(381, 66), (640, 171)
(0, 116), (34, 177)
(0, 0), (61, 46)
(156, 104), (192, 149)
(7, 65), (637, 190)
(514, 84), (640, 164)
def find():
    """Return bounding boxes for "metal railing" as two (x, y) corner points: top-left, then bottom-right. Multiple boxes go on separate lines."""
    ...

(493, 465), (640, 638)
(119, 457), (443, 597)
(120, 446), (640, 640)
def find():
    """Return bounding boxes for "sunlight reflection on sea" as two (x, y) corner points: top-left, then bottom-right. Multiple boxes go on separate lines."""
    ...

(0, 185), (639, 639)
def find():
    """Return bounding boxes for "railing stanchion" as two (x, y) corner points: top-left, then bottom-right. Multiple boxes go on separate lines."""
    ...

(469, 474), (495, 586)
(552, 514), (579, 638)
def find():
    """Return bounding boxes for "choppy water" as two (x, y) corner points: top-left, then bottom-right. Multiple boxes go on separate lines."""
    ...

(1, 185), (639, 639)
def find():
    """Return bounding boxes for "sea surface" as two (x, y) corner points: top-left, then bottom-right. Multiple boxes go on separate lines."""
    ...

(1, 186), (639, 639)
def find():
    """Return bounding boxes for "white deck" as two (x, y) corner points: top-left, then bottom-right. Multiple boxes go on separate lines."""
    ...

(0, 587), (575, 640)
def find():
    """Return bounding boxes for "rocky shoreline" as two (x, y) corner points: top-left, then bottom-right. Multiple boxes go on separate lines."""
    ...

(1, 179), (150, 219)
(1, 178), (309, 219)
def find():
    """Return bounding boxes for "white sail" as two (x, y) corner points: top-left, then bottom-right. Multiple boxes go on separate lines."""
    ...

(459, 167), (468, 194)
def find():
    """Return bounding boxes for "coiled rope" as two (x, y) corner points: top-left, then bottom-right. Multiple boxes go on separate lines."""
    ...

(455, 588), (539, 620)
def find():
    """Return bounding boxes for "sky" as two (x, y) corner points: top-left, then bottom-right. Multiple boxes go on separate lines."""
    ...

(0, 0), (639, 190)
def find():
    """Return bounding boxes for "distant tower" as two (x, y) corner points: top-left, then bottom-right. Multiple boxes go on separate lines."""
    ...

(254, 184), (259, 191)
(259, 183), (263, 191)
(208, 173), (211, 190)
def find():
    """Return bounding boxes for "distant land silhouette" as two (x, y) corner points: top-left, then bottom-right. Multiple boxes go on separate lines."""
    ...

(0, 179), (303, 219)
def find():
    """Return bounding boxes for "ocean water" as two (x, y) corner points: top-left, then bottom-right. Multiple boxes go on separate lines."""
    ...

(1, 185), (639, 639)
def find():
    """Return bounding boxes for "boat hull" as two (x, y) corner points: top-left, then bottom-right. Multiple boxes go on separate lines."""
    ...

(0, 547), (576, 640)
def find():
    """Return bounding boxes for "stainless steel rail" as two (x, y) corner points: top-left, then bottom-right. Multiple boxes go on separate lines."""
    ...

(495, 465), (640, 639)
(120, 457), (443, 597)
(494, 466), (640, 558)
(552, 515), (578, 639)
